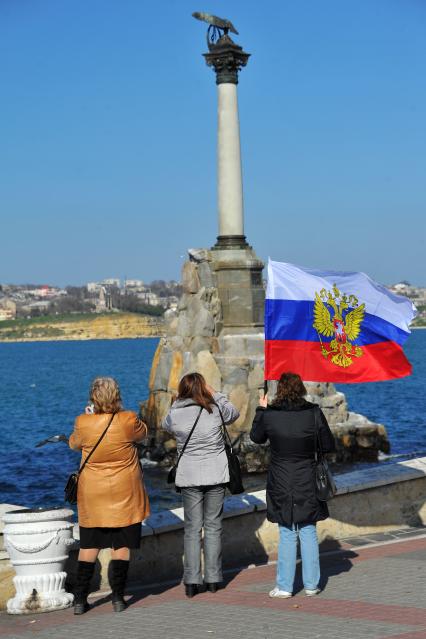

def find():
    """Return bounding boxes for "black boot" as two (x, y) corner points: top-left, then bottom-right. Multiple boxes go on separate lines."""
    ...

(73, 561), (95, 615)
(185, 584), (199, 598)
(205, 582), (220, 593)
(109, 560), (129, 612)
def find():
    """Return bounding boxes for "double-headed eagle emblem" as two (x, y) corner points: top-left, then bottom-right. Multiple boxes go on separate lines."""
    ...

(313, 284), (365, 368)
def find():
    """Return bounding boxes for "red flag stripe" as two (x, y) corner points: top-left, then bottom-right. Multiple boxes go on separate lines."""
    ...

(264, 339), (412, 383)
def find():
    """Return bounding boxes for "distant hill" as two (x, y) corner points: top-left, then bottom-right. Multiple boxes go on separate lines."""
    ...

(0, 312), (165, 342)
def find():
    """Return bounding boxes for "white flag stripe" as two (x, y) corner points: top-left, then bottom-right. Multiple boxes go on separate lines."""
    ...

(267, 260), (416, 334)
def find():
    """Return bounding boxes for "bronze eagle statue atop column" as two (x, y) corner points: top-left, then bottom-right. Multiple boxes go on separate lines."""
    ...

(192, 11), (239, 49)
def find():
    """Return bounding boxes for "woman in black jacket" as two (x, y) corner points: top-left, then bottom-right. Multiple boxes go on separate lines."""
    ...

(250, 372), (335, 598)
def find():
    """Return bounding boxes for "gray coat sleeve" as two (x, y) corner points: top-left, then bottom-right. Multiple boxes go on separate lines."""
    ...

(213, 392), (240, 425)
(162, 410), (173, 433)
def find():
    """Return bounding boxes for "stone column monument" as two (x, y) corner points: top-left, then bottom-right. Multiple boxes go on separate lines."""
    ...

(140, 14), (389, 469)
(207, 30), (248, 248)
(200, 17), (264, 332)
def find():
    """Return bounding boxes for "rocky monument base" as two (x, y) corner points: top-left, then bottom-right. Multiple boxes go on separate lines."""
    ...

(141, 248), (390, 470)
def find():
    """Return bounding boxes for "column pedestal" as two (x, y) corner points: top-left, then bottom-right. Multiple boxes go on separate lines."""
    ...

(211, 246), (264, 330)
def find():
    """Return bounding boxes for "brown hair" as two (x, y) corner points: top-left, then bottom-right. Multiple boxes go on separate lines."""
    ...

(177, 372), (214, 413)
(90, 377), (122, 414)
(272, 372), (307, 408)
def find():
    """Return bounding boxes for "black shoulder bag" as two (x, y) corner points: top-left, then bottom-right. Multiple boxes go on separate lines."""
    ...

(167, 406), (203, 493)
(65, 412), (116, 505)
(313, 406), (337, 501)
(217, 405), (244, 495)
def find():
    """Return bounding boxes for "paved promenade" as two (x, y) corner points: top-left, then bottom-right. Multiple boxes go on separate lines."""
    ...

(1, 531), (425, 639)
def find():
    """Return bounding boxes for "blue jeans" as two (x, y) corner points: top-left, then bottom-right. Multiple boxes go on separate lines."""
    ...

(276, 523), (320, 592)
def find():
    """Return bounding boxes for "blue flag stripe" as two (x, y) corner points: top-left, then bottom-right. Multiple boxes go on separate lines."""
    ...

(265, 299), (410, 346)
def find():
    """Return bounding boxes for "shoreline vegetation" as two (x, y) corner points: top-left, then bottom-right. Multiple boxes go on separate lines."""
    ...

(0, 312), (166, 343)
(413, 305), (426, 328)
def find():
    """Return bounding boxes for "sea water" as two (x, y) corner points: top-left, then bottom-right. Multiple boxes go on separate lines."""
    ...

(0, 332), (424, 511)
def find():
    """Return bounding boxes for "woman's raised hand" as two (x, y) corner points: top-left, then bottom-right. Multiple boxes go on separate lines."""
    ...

(258, 393), (268, 408)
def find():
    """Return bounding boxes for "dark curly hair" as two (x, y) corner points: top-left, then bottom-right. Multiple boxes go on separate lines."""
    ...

(271, 372), (307, 408)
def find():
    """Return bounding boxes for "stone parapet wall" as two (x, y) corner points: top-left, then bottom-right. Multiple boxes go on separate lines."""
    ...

(1, 457), (425, 609)
(140, 248), (390, 468)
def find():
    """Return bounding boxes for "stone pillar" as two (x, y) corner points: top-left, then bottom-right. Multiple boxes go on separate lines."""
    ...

(202, 34), (264, 329)
(204, 35), (250, 249)
(217, 83), (244, 240)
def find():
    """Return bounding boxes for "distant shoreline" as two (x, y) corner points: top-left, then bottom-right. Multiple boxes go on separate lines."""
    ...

(0, 312), (165, 343)
(0, 334), (163, 344)
(0, 311), (423, 343)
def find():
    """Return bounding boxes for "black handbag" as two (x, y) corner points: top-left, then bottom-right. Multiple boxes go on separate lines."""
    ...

(167, 406), (203, 493)
(217, 405), (244, 495)
(65, 412), (116, 504)
(313, 406), (337, 501)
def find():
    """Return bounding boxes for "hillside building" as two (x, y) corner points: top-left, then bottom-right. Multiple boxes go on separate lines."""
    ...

(0, 299), (16, 321)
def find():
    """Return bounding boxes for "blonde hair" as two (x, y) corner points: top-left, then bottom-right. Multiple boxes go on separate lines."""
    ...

(90, 377), (122, 414)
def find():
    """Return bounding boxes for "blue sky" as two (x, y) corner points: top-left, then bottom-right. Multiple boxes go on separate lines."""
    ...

(1, 0), (425, 286)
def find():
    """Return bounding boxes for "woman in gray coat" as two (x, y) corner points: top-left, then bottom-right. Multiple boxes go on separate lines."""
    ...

(162, 372), (239, 598)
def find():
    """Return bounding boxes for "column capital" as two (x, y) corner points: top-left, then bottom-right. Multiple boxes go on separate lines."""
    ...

(203, 35), (250, 85)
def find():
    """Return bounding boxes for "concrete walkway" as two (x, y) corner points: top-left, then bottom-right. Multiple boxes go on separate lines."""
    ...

(1, 531), (426, 639)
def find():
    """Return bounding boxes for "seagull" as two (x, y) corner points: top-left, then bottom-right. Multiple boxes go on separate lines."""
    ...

(35, 434), (69, 448)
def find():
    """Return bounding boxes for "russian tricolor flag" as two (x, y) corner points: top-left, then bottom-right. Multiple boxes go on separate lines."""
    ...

(265, 260), (417, 383)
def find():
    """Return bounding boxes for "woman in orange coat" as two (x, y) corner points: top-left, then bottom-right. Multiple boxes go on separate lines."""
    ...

(69, 377), (150, 615)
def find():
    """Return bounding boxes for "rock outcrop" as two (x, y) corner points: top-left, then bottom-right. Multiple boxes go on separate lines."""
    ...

(141, 250), (390, 469)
